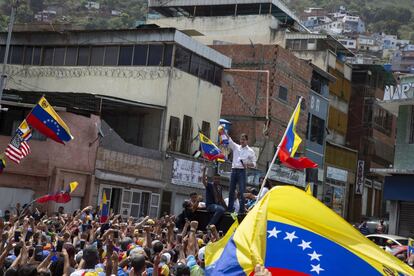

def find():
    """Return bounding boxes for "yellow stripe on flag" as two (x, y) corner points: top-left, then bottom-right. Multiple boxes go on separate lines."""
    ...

(205, 219), (239, 267)
(69, 181), (79, 193)
(39, 97), (74, 139)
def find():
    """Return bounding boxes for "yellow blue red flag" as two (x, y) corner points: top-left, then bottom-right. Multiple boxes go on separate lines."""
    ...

(199, 133), (225, 162)
(26, 96), (73, 144)
(205, 219), (238, 272)
(65, 181), (79, 193)
(205, 186), (414, 275)
(278, 98), (317, 169)
(100, 192), (109, 223)
(16, 120), (32, 141)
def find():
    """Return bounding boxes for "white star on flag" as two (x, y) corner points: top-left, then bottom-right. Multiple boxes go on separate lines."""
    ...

(298, 240), (312, 250)
(283, 231), (298, 243)
(308, 251), (322, 261)
(310, 264), (324, 274)
(267, 227), (282, 238)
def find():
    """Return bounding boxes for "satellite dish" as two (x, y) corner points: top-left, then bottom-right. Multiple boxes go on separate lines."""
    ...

(269, 18), (279, 30)
(193, 150), (202, 159)
(223, 74), (234, 86)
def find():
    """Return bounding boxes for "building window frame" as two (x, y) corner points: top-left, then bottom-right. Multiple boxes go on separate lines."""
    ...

(278, 85), (288, 102)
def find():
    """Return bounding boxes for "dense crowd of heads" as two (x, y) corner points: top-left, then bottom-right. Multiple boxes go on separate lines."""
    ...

(0, 204), (272, 276)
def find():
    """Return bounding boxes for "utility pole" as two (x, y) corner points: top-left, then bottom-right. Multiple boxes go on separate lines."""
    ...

(0, 0), (18, 109)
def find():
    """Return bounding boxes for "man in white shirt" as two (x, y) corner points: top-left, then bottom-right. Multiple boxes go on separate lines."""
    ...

(226, 133), (256, 214)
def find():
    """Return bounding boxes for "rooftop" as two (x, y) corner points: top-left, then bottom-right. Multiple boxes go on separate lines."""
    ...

(285, 33), (355, 56)
(370, 168), (414, 176)
(148, 0), (308, 32)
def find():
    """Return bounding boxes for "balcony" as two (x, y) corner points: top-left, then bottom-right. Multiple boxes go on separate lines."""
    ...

(95, 120), (166, 189)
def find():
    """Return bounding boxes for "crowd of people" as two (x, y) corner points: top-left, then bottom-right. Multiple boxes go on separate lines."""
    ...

(0, 133), (270, 276)
(0, 202), (273, 276)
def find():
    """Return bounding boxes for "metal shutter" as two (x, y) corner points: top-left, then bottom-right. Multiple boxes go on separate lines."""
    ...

(398, 201), (414, 237)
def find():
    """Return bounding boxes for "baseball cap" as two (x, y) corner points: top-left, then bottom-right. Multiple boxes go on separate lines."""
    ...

(197, 238), (205, 248)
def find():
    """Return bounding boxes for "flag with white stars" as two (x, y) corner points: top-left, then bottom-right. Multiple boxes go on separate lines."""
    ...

(265, 221), (379, 275)
(26, 96), (73, 144)
(205, 186), (414, 276)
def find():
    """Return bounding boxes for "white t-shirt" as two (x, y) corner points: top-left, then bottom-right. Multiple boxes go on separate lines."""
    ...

(228, 138), (257, 169)
(224, 198), (240, 213)
(257, 187), (269, 201)
(70, 267), (105, 276)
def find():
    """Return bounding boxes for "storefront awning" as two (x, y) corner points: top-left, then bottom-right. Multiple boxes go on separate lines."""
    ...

(384, 175), (414, 201)
(95, 169), (166, 189)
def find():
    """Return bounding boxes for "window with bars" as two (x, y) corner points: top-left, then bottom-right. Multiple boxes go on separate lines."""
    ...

(409, 106), (414, 144)
(201, 121), (211, 138)
(168, 116), (181, 152)
(1, 44), (222, 86)
(180, 115), (193, 154)
(278, 86), (288, 102)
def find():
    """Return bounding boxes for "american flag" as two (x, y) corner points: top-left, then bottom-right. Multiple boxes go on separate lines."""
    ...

(5, 131), (31, 164)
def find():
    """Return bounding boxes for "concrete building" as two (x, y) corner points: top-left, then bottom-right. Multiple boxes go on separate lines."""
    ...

(284, 33), (357, 218)
(347, 65), (396, 223)
(357, 35), (381, 53)
(392, 46), (414, 73)
(342, 15), (365, 34)
(147, 0), (308, 45)
(374, 74), (414, 236)
(0, 28), (231, 216)
(306, 12), (365, 35)
(338, 38), (357, 50)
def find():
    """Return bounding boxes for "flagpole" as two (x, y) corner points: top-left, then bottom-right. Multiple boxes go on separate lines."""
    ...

(256, 97), (303, 200)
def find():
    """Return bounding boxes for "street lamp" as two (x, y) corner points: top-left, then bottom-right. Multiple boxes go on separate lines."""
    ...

(0, 0), (18, 111)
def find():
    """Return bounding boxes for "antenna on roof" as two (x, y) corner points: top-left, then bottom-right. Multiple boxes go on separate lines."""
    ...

(249, 38), (255, 48)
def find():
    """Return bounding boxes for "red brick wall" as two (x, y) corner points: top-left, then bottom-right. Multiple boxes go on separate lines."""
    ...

(212, 44), (312, 157)
(0, 112), (100, 212)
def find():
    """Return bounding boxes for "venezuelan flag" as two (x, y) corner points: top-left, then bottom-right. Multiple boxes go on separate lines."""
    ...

(280, 100), (302, 157)
(16, 120), (32, 141)
(199, 133), (225, 162)
(26, 96), (73, 144)
(100, 192), (109, 223)
(278, 98), (317, 169)
(205, 186), (414, 276)
(205, 219), (239, 274)
(65, 181), (79, 193)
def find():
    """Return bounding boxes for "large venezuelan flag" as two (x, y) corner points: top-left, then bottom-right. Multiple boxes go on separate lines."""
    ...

(199, 133), (225, 161)
(205, 186), (414, 276)
(26, 96), (73, 144)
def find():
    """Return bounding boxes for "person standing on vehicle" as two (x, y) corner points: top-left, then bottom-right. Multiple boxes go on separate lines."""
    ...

(225, 133), (256, 214)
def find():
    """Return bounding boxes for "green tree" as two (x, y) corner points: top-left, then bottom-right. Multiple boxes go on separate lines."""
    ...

(16, 3), (33, 23)
(30, 0), (44, 13)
